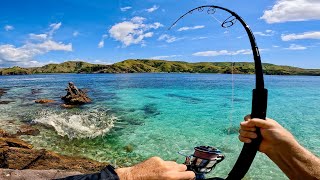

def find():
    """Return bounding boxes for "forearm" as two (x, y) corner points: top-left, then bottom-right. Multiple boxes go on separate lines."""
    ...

(266, 140), (320, 179)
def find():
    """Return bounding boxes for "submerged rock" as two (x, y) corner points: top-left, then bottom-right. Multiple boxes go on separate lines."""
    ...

(61, 104), (78, 108)
(31, 89), (41, 95)
(0, 101), (14, 104)
(16, 125), (40, 136)
(61, 82), (91, 105)
(35, 99), (55, 104)
(0, 88), (8, 98)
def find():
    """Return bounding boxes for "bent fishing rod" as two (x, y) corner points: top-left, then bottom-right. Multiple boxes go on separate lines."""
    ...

(169, 5), (268, 180)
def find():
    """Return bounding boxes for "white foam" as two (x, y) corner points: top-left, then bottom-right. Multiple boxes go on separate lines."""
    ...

(33, 109), (117, 139)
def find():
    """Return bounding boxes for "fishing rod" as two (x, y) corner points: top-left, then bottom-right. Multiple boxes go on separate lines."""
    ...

(169, 5), (268, 180)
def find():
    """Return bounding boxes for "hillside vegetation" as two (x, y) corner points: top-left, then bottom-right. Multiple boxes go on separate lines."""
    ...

(1, 59), (320, 76)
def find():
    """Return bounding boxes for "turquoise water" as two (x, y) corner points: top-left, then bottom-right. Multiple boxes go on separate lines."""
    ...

(0, 73), (319, 179)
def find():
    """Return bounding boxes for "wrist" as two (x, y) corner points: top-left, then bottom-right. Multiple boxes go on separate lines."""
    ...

(115, 167), (133, 180)
(265, 138), (300, 157)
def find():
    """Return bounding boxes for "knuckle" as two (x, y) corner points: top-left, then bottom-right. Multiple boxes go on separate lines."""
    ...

(151, 156), (161, 161)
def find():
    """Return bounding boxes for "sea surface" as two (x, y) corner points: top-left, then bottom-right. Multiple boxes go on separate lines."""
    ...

(0, 73), (319, 179)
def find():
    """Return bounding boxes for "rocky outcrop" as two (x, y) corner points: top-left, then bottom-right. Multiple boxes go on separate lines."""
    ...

(0, 129), (107, 173)
(35, 99), (55, 104)
(61, 82), (91, 106)
(16, 125), (40, 136)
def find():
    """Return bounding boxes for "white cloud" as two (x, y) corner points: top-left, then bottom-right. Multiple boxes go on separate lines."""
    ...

(98, 34), (108, 48)
(150, 55), (182, 59)
(284, 44), (307, 50)
(272, 45), (280, 48)
(0, 22), (72, 67)
(192, 37), (208, 40)
(146, 5), (159, 13)
(4, 25), (14, 31)
(109, 17), (163, 47)
(120, 6), (132, 12)
(73, 31), (79, 37)
(158, 34), (183, 43)
(91, 60), (112, 65)
(29, 33), (48, 40)
(48, 22), (61, 36)
(261, 0), (320, 23)
(281, 31), (320, 41)
(192, 49), (252, 57)
(178, 25), (205, 32)
(254, 29), (275, 36)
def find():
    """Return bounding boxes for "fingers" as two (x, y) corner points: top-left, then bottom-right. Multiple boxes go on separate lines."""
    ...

(167, 171), (195, 180)
(239, 129), (257, 139)
(240, 121), (257, 130)
(164, 161), (178, 166)
(250, 118), (272, 128)
(165, 162), (187, 172)
(175, 164), (188, 172)
(238, 135), (252, 143)
(242, 115), (272, 129)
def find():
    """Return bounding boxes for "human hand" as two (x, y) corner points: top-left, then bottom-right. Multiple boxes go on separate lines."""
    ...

(238, 115), (298, 155)
(115, 157), (195, 180)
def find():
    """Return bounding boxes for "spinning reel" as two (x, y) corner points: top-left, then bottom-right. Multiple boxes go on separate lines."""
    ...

(180, 146), (225, 180)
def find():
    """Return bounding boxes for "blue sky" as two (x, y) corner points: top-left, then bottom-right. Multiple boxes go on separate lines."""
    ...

(1, 0), (320, 68)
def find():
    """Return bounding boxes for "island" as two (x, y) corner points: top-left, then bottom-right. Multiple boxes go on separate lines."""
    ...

(1, 59), (320, 76)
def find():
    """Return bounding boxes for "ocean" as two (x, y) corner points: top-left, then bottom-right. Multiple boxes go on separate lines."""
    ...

(0, 73), (319, 179)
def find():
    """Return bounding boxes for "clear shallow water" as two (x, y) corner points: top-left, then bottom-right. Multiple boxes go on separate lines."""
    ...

(0, 73), (319, 179)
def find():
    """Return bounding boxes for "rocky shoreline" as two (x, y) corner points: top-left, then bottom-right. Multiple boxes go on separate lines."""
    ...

(0, 84), (108, 179)
(0, 127), (107, 179)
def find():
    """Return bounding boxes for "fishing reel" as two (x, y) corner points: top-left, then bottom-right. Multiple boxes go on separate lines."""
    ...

(180, 146), (225, 180)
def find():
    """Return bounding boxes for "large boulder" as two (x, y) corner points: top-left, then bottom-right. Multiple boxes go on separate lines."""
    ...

(61, 82), (91, 105)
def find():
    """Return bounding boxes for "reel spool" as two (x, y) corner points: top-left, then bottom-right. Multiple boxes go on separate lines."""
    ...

(181, 146), (225, 180)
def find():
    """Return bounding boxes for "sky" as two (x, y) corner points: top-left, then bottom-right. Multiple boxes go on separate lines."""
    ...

(0, 0), (320, 68)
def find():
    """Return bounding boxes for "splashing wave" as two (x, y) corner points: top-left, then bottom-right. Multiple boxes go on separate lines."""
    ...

(33, 108), (117, 139)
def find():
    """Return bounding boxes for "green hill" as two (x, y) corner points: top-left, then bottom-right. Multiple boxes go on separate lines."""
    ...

(1, 59), (320, 76)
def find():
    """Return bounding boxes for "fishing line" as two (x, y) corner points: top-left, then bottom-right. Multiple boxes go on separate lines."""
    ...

(228, 61), (235, 136)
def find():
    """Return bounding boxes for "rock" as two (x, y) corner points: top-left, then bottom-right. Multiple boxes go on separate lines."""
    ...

(0, 129), (6, 137)
(61, 104), (78, 108)
(28, 151), (107, 173)
(0, 138), (33, 149)
(0, 88), (8, 98)
(124, 144), (134, 153)
(0, 101), (14, 104)
(6, 147), (45, 169)
(61, 82), (91, 105)
(0, 169), (82, 180)
(0, 130), (107, 173)
(16, 125), (40, 136)
(35, 99), (55, 104)
(31, 89), (41, 94)
(0, 139), (8, 148)
(0, 129), (16, 138)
